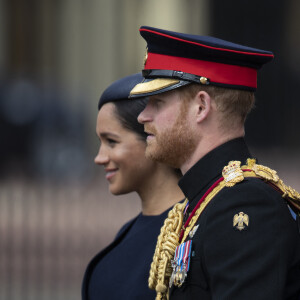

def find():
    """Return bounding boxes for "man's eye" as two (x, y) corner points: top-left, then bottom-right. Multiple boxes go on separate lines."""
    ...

(155, 99), (164, 108)
(149, 98), (162, 107)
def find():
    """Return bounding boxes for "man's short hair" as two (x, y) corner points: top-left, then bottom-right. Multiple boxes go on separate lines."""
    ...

(178, 84), (255, 130)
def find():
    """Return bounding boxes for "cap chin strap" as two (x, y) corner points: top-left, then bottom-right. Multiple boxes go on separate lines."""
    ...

(143, 69), (210, 85)
(128, 69), (210, 98)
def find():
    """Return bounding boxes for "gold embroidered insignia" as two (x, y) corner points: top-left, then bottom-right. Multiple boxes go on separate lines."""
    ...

(233, 212), (249, 231)
(222, 161), (244, 187)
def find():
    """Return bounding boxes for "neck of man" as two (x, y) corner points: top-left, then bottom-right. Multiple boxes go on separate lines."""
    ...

(180, 129), (245, 175)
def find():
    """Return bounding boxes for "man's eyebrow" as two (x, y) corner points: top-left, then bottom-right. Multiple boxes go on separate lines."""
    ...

(150, 96), (164, 102)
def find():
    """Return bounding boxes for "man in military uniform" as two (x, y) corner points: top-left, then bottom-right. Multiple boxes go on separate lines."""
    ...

(130, 26), (300, 299)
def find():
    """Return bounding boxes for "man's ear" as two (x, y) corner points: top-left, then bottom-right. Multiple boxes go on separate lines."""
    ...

(194, 91), (211, 123)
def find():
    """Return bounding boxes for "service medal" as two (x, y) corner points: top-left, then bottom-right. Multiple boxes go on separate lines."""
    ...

(170, 240), (192, 288)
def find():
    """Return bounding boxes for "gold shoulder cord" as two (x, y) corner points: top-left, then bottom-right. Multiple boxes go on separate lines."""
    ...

(244, 158), (300, 212)
(148, 158), (300, 300)
(148, 199), (188, 300)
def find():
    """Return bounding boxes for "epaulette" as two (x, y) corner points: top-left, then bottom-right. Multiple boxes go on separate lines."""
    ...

(240, 158), (300, 214)
(148, 158), (300, 300)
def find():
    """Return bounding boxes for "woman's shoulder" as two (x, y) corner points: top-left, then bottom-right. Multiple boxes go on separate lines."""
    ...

(114, 214), (140, 240)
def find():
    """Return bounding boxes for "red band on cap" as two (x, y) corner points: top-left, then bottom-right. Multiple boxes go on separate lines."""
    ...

(145, 52), (257, 88)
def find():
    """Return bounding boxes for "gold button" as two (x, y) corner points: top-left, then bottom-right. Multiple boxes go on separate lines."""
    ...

(200, 77), (208, 84)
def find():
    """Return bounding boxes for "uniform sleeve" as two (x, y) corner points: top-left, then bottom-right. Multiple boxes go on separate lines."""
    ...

(202, 177), (299, 300)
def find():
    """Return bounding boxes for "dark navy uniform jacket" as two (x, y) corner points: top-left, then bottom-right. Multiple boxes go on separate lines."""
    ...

(170, 138), (300, 299)
(82, 210), (169, 300)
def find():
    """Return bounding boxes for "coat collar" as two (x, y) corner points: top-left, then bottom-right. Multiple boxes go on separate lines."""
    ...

(178, 138), (252, 208)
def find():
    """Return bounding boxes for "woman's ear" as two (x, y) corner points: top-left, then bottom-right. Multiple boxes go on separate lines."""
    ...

(194, 91), (211, 123)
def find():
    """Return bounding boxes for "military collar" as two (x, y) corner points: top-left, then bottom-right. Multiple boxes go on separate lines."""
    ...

(178, 138), (251, 208)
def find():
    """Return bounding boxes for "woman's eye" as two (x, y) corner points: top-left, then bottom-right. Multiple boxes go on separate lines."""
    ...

(107, 138), (117, 145)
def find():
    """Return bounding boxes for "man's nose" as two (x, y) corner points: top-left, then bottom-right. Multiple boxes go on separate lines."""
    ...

(138, 104), (153, 124)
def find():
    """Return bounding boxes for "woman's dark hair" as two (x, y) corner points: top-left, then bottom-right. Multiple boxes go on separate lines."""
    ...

(111, 97), (182, 176)
(112, 98), (148, 141)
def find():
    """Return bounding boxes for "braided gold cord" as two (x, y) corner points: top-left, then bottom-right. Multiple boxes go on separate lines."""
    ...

(148, 199), (188, 300)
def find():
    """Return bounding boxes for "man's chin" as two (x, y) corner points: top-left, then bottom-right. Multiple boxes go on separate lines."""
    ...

(145, 145), (161, 162)
(145, 146), (156, 160)
(145, 146), (180, 168)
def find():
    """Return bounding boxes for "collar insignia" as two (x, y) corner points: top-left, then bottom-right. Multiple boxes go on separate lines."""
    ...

(189, 224), (199, 238)
(233, 212), (249, 231)
(222, 161), (244, 187)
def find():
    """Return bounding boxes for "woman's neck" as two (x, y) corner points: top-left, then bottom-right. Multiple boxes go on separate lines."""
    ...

(137, 165), (184, 216)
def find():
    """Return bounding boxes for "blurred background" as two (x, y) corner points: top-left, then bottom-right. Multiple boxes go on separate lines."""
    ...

(0, 0), (299, 299)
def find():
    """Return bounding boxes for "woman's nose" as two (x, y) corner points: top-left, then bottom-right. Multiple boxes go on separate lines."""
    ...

(94, 146), (109, 165)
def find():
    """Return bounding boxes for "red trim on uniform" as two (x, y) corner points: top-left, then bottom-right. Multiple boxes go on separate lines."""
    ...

(140, 28), (274, 58)
(145, 52), (257, 88)
(179, 177), (224, 242)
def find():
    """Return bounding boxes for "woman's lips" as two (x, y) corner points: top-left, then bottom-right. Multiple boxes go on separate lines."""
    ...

(105, 169), (118, 180)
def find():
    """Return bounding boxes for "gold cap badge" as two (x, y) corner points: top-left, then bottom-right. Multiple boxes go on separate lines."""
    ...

(143, 47), (148, 67)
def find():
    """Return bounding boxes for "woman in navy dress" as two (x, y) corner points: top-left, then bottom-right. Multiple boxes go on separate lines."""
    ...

(82, 73), (184, 300)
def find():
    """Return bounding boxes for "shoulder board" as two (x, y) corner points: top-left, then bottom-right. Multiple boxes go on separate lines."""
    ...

(223, 158), (300, 215)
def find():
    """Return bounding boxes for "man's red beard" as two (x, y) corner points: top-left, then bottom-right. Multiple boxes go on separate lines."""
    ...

(144, 104), (197, 169)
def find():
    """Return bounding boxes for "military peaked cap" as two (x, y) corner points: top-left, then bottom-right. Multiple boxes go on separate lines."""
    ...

(130, 26), (274, 97)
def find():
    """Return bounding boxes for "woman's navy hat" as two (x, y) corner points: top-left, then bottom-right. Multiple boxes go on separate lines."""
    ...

(98, 73), (144, 110)
(130, 26), (274, 97)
